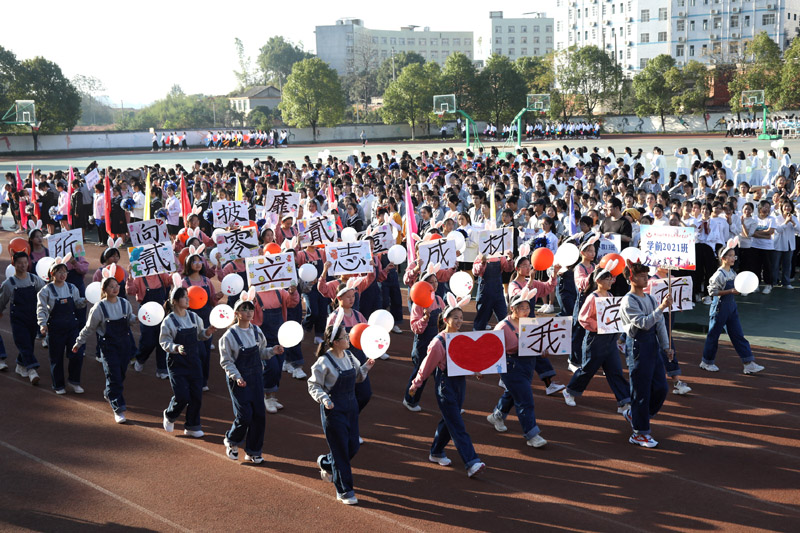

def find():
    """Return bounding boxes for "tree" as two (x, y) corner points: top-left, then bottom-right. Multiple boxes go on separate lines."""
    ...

(72, 74), (112, 125)
(440, 53), (478, 115)
(257, 36), (313, 88)
(728, 31), (782, 112)
(381, 62), (436, 139)
(556, 46), (620, 119)
(247, 106), (281, 129)
(279, 58), (345, 141)
(672, 61), (713, 130)
(341, 32), (380, 122)
(515, 54), (554, 95)
(375, 51), (425, 94)
(778, 37), (800, 109)
(115, 92), (234, 130)
(632, 55), (683, 132)
(0, 46), (20, 119)
(12, 57), (81, 133)
(233, 37), (258, 90)
(475, 54), (526, 125)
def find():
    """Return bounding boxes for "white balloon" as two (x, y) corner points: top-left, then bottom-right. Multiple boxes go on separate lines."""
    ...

(757, 150), (765, 159)
(221, 273), (244, 296)
(211, 228), (225, 240)
(554, 243), (580, 266)
(208, 248), (219, 267)
(620, 247), (642, 263)
(771, 141), (779, 149)
(361, 325), (391, 359)
(734, 271), (759, 295)
(210, 304), (235, 329)
(5, 264), (15, 279)
(278, 320), (304, 347)
(646, 152), (654, 160)
(0, 243), (3, 256)
(777, 139), (785, 148)
(36, 257), (56, 280)
(299, 263), (317, 282)
(368, 309), (394, 332)
(341, 227), (357, 243)
(724, 159), (732, 168)
(353, 149), (361, 157)
(85, 282), (102, 304)
(138, 301), (165, 326)
(598, 148), (605, 154)
(446, 230), (466, 252)
(388, 244), (407, 265)
(450, 271), (474, 298)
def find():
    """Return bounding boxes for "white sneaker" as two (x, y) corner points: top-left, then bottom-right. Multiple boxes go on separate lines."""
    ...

(202, 386), (210, 392)
(629, 433), (658, 448)
(273, 398), (284, 410)
(702, 296), (712, 305)
(41, 337), (48, 348)
(282, 361), (291, 373)
(133, 360), (144, 372)
(617, 403), (631, 414)
(562, 389), (577, 407)
(292, 367), (307, 380)
(114, 412), (127, 424)
(486, 412), (508, 432)
(15, 364), (29, 378)
(391, 325), (402, 334)
(162, 410), (174, 432)
(358, 436), (364, 444)
(672, 381), (692, 395)
(184, 429), (205, 438)
(264, 397), (277, 414)
(429, 454), (452, 466)
(567, 362), (580, 373)
(743, 361), (765, 374)
(336, 493), (358, 505)
(245, 454), (263, 464)
(314, 336), (323, 345)
(224, 438), (238, 460)
(527, 434), (547, 448)
(762, 285), (773, 295)
(68, 383), (85, 394)
(545, 382), (566, 395)
(699, 361), (720, 372)
(467, 461), (486, 478)
(379, 353), (390, 360)
(156, 371), (169, 380)
(0, 360), (7, 371)
(54, 388), (66, 395)
(317, 455), (332, 481)
(28, 370), (40, 385)
(784, 284), (795, 290)
(403, 399), (422, 412)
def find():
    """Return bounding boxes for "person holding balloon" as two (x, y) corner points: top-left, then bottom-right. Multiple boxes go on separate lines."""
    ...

(295, 244), (328, 345)
(219, 289), (284, 463)
(93, 238), (128, 300)
(216, 250), (249, 310)
(27, 221), (48, 274)
(160, 276), (216, 437)
(354, 236), (388, 321)
(307, 312), (375, 506)
(701, 238), (765, 375)
(569, 237), (599, 372)
(73, 265), (137, 423)
(184, 244), (222, 390)
(174, 218), (214, 253)
(472, 249), (514, 332)
(36, 255), (88, 394)
(0, 251), (46, 383)
(275, 214), (299, 246)
(317, 259), (377, 323)
(127, 267), (173, 379)
(409, 294), (486, 478)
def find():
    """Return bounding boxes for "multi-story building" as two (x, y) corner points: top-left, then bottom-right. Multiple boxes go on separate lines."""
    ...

(489, 11), (555, 60)
(315, 18), (474, 75)
(553, 0), (800, 75)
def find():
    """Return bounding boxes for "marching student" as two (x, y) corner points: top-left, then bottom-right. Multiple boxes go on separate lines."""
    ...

(569, 236), (598, 371)
(219, 289), (284, 463)
(296, 243), (329, 345)
(160, 275), (216, 438)
(308, 312), (375, 505)
(73, 265), (137, 423)
(127, 265), (173, 379)
(472, 249), (514, 331)
(409, 294), (486, 478)
(27, 221), (48, 274)
(700, 238), (765, 374)
(185, 245), (223, 390)
(37, 255), (88, 394)
(619, 261), (673, 448)
(0, 252), (46, 384)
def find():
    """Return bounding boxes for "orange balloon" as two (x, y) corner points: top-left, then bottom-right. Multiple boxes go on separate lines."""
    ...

(410, 281), (435, 308)
(114, 266), (125, 283)
(9, 237), (30, 256)
(178, 231), (189, 244)
(349, 323), (369, 350)
(599, 253), (625, 276)
(187, 285), (208, 309)
(531, 248), (554, 271)
(265, 243), (281, 255)
(425, 233), (442, 241)
(179, 247), (191, 267)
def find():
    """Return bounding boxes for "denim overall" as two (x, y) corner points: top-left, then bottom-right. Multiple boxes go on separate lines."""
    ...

(625, 316), (668, 436)
(9, 276), (40, 370)
(226, 327), (267, 456)
(702, 277), (754, 365)
(380, 254), (402, 326)
(164, 314), (204, 431)
(570, 264), (591, 369)
(46, 283), (82, 390)
(260, 292), (284, 394)
(66, 266), (86, 327)
(344, 317), (372, 413)
(357, 264), (382, 319)
(303, 252), (330, 337)
(557, 268), (577, 318)
(492, 320), (542, 441)
(429, 335), (481, 470)
(185, 276), (213, 388)
(98, 300), (135, 414)
(95, 269), (129, 362)
(134, 276), (168, 373)
(403, 303), (441, 408)
(284, 293), (304, 369)
(473, 261), (507, 332)
(318, 352), (360, 499)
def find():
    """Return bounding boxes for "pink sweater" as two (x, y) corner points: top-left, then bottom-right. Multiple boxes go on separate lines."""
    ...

(126, 273), (172, 303)
(472, 256), (513, 277)
(325, 308), (366, 329)
(412, 334), (447, 389)
(507, 276), (557, 300)
(410, 295), (446, 334)
(578, 291), (610, 333)
(574, 262), (595, 293)
(253, 289), (300, 325)
(494, 318), (518, 354)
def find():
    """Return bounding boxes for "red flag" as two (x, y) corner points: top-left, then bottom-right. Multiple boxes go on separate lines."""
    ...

(283, 177), (289, 192)
(15, 165), (23, 192)
(19, 199), (28, 230)
(180, 175), (191, 228)
(67, 167), (74, 226)
(31, 168), (40, 219)
(104, 174), (112, 238)
(404, 182), (417, 263)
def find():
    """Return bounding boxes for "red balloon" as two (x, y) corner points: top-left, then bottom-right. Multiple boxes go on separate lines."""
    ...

(425, 233), (442, 241)
(531, 248), (554, 271)
(187, 285), (208, 309)
(9, 237), (30, 256)
(178, 231), (189, 244)
(265, 243), (281, 255)
(178, 247), (192, 267)
(410, 281), (435, 308)
(349, 323), (369, 350)
(599, 253), (625, 276)
(114, 266), (125, 283)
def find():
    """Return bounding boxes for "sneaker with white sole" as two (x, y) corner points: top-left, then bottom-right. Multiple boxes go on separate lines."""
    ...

(273, 398), (284, 410)
(403, 399), (422, 412)
(429, 454), (452, 466)
(28, 370), (40, 385)
(133, 360), (144, 372)
(743, 361), (765, 374)
(391, 325), (402, 334)
(282, 361), (291, 372)
(467, 461), (486, 478)
(622, 408), (633, 429)
(702, 296), (712, 305)
(337, 493), (358, 505)
(527, 434), (547, 448)
(545, 382), (566, 395)
(163, 411), (174, 432)
(486, 412), (508, 432)
(184, 429), (204, 438)
(292, 367), (307, 380)
(245, 454), (263, 464)
(762, 285), (773, 295)
(317, 455), (332, 481)
(0, 360), (7, 371)
(114, 412), (127, 424)
(224, 439), (238, 460)
(156, 371), (169, 380)
(68, 383), (85, 394)
(202, 386), (210, 392)
(15, 364), (29, 378)
(54, 388), (66, 395)
(562, 389), (577, 407)
(629, 433), (658, 448)
(617, 403), (631, 414)
(699, 361), (720, 372)
(358, 436), (364, 444)
(264, 397), (277, 414)
(785, 285), (795, 290)
(567, 362), (580, 373)
(672, 381), (692, 395)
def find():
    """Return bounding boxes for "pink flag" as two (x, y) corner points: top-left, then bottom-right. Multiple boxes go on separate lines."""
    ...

(104, 173), (112, 237)
(31, 167), (39, 219)
(19, 199), (28, 230)
(404, 182), (417, 263)
(15, 165), (23, 192)
(180, 175), (191, 228)
(67, 167), (74, 226)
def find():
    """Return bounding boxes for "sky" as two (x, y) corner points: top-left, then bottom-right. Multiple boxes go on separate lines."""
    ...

(2, 0), (539, 108)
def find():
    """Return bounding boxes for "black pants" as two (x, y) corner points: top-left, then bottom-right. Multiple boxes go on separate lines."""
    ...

(751, 248), (774, 285)
(692, 243), (717, 298)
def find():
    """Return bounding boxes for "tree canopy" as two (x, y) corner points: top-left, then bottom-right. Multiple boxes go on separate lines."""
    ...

(632, 55), (683, 132)
(381, 62), (438, 139)
(279, 58), (345, 141)
(257, 36), (313, 88)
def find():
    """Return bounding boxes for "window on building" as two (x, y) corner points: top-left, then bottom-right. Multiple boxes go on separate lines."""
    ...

(640, 58), (648, 69)
(509, 36), (515, 44)
(382, 37), (387, 44)
(546, 36), (552, 43)
(702, 19), (708, 30)
(641, 33), (650, 42)
(495, 48), (502, 54)
(690, 20), (695, 31)
(534, 36), (540, 43)
(442, 50), (449, 57)
(466, 50), (472, 57)
(690, 0), (695, 5)
(381, 50), (388, 58)
(372, 37), (378, 44)
(678, 0), (685, 6)
(408, 38), (415, 45)
(592, 29), (597, 39)
(585, 31), (589, 39)
(659, 8), (668, 20)
(431, 50), (438, 58)
(534, 48), (540, 54)
(619, 50), (623, 60)
(521, 36), (528, 43)
(731, 16), (739, 27)
(534, 25), (540, 32)
(620, 2), (624, 11)
(762, 14), (776, 25)
(442, 38), (449, 45)
(658, 31), (667, 41)
(677, 44), (685, 56)
(546, 25), (552, 32)
(641, 9), (650, 22)
(453, 38), (460, 45)
(522, 48), (528, 55)
(419, 38), (426, 45)
(398, 38), (405, 45)
(627, 1), (632, 11)
(714, 17), (722, 29)
(689, 45), (695, 56)
(509, 48), (515, 55)
(677, 20), (685, 31)
(430, 38), (438, 45)
(712, 42), (721, 54)
(729, 42), (739, 54)
(627, 48), (631, 59)
(701, 44), (708, 54)
(522, 26), (528, 32)
(602, 5), (607, 15)
(390, 37), (396, 45)
(420, 51), (427, 58)
(744, 16), (750, 27)
(508, 26), (515, 33)
(557, 21), (562, 31)
(496, 26), (502, 33)
(465, 38), (472, 45)
(627, 25), (631, 35)
(495, 37), (502, 44)
(346, 46), (353, 54)
(612, 4), (616, 14)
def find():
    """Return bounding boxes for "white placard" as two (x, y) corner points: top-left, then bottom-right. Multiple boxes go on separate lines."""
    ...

(84, 169), (100, 190)
(264, 190), (300, 220)
(597, 235), (621, 260)
(477, 227), (513, 258)
(519, 317), (572, 356)
(46, 229), (86, 258)
(445, 330), (507, 376)
(647, 276), (694, 312)
(213, 200), (250, 228)
(215, 226), (259, 261)
(418, 238), (457, 270)
(129, 219), (170, 247)
(595, 296), (624, 334)
(639, 225), (697, 270)
(326, 241), (373, 276)
(298, 216), (337, 246)
(369, 224), (395, 255)
(128, 243), (176, 278)
(246, 252), (297, 291)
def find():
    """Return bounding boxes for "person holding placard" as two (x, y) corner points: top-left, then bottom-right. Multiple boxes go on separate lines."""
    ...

(27, 223), (48, 274)
(127, 268), (173, 379)
(472, 250), (514, 332)
(701, 240), (764, 375)
(562, 267), (631, 411)
(308, 315), (375, 505)
(409, 295), (486, 478)
(487, 288), (548, 448)
(37, 256), (87, 394)
(296, 244), (329, 345)
(73, 265), (137, 423)
(569, 236), (598, 372)
(160, 281), (216, 438)
(619, 261), (673, 448)
(219, 291), (283, 463)
(216, 254), (248, 310)
(184, 247), (223, 390)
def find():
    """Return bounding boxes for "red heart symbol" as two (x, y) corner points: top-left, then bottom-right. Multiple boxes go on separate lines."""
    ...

(449, 333), (504, 373)
(377, 343), (385, 349)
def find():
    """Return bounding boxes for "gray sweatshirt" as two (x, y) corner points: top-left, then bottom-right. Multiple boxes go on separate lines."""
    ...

(76, 298), (136, 346)
(218, 325), (277, 382)
(0, 273), (46, 313)
(620, 292), (670, 349)
(159, 311), (211, 354)
(37, 282), (87, 328)
(708, 267), (736, 297)
(307, 350), (371, 406)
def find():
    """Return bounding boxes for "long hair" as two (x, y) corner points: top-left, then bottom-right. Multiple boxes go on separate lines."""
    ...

(100, 277), (118, 300)
(315, 324), (347, 358)
(164, 287), (187, 315)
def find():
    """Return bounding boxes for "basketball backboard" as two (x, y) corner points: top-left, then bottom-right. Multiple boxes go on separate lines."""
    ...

(527, 94), (550, 112)
(433, 94), (457, 115)
(2, 100), (37, 126)
(740, 90), (765, 108)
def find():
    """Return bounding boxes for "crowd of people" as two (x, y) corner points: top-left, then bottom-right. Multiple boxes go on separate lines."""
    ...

(723, 114), (798, 138)
(1, 139), (793, 505)
(480, 121), (601, 141)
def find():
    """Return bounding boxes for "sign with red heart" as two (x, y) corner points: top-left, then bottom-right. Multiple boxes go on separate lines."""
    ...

(445, 330), (506, 377)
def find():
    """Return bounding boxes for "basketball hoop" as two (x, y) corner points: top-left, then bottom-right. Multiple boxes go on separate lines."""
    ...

(31, 121), (41, 132)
